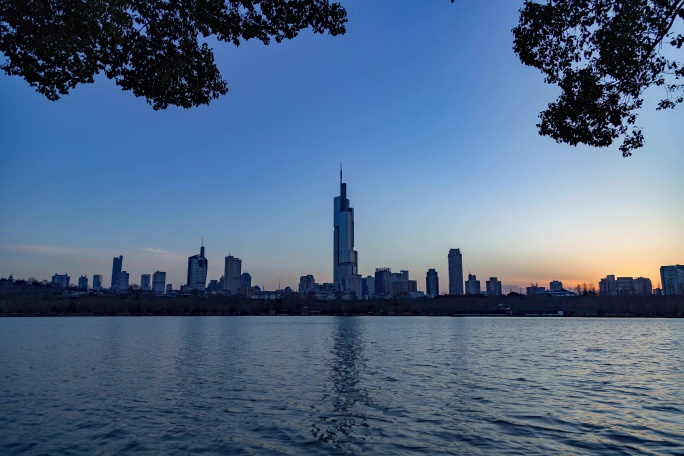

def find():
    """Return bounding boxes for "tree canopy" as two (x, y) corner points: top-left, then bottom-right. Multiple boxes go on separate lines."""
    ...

(513, 0), (684, 156)
(0, 0), (346, 109)
(1, 1), (682, 155)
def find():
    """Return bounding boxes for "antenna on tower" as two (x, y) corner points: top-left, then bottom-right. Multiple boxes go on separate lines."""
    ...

(340, 163), (343, 184)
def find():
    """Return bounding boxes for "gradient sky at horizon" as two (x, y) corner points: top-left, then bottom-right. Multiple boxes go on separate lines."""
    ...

(1, 0), (682, 293)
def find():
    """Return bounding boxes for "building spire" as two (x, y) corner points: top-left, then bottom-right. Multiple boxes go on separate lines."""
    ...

(340, 162), (343, 185)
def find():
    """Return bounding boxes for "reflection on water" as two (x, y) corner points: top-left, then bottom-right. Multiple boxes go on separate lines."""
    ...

(313, 318), (370, 451)
(0, 317), (683, 454)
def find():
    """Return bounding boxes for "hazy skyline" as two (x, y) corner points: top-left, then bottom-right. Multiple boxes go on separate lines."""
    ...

(1, 1), (682, 292)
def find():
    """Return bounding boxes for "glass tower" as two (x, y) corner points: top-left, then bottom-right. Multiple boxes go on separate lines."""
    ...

(333, 167), (358, 290)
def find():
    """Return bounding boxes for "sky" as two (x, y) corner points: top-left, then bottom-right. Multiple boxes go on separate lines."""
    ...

(1, 1), (683, 293)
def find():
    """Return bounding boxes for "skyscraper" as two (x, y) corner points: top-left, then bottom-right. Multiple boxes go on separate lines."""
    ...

(110, 255), (123, 290)
(426, 269), (439, 298)
(152, 271), (166, 294)
(465, 273), (481, 295)
(78, 275), (88, 290)
(661, 265), (684, 295)
(448, 249), (464, 295)
(224, 255), (242, 295)
(92, 275), (103, 291)
(486, 277), (502, 296)
(333, 167), (358, 291)
(187, 243), (208, 291)
(140, 274), (151, 291)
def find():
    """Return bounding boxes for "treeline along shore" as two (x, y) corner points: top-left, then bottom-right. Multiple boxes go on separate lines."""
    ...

(1, 286), (683, 317)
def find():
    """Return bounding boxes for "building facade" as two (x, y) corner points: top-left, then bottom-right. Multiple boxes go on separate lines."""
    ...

(187, 244), (208, 291)
(92, 275), (103, 291)
(660, 265), (684, 295)
(51, 273), (70, 288)
(78, 275), (88, 290)
(152, 271), (166, 294)
(117, 271), (129, 291)
(224, 255), (242, 295)
(599, 275), (652, 296)
(448, 249), (464, 295)
(110, 255), (123, 290)
(333, 168), (358, 291)
(140, 274), (151, 291)
(465, 273), (481, 295)
(486, 277), (502, 296)
(549, 280), (563, 292)
(426, 269), (439, 298)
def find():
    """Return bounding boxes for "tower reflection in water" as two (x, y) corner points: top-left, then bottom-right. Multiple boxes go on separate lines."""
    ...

(311, 317), (373, 452)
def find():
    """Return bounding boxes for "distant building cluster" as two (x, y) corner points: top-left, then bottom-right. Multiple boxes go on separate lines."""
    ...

(10, 170), (680, 299)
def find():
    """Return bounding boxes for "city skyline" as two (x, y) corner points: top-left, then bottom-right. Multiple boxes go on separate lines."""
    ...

(1, 2), (682, 291)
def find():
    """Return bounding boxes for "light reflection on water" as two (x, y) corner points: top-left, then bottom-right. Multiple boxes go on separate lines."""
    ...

(0, 316), (682, 454)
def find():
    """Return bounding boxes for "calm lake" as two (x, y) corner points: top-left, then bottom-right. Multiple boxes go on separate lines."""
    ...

(1, 316), (682, 454)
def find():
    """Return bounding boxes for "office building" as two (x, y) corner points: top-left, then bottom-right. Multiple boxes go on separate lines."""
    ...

(374, 268), (391, 298)
(187, 243), (208, 291)
(343, 274), (363, 299)
(362, 276), (375, 298)
(333, 167), (358, 291)
(599, 275), (652, 296)
(550, 280), (563, 292)
(660, 265), (684, 295)
(527, 283), (546, 295)
(465, 273), (481, 295)
(152, 271), (166, 294)
(426, 269), (439, 298)
(140, 274), (151, 291)
(240, 272), (252, 288)
(92, 275), (103, 291)
(52, 273), (70, 288)
(448, 249), (464, 295)
(166, 284), (173, 294)
(110, 255), (123, 290)
(224, 255), (242, 295)
(78, 275), (88, 290)
(299, 275), (316, 296)
(486, 277), (502, 296)
(117, 271), (129, 291)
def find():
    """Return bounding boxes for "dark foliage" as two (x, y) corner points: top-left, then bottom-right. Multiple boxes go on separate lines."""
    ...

(513, 0), (684, 156)
(0, 0), (347, 109)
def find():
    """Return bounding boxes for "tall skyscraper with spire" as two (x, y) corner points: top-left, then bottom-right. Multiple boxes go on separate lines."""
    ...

(334, 166), (358, 290)
(187, 241), (208, 291)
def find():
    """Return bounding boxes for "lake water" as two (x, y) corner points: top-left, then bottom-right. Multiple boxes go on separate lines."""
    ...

(1, 316), (682, 454)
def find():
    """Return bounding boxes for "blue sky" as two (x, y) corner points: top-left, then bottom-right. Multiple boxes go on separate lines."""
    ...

(1, 0), (682, 292)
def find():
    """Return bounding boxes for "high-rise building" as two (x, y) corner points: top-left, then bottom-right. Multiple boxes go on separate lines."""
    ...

(374, 268), (391, 298)
(78, 275), (88, 290)
(224, 256), (242, 295)
(110, 255), (123, 290)
(343, 274), (363, 299)
(117, 271), (129, 291)
(465, 273), (481, 295)
(426, 269), (439, 298)
(333, 167), (358, 291)
(92, 275), (103, 291)
(660, 265), (684, 295)
(152, 271), (166, 294)
(51, 273), (70, 288)
(240, 272), (252, 288)
(140, 274), (151, 291)
(600, 275), (653, 296)
(486, 277), (502, 296)
(527, 283), (546, 295)
(187, 243), (208, 291)
(549, 280), (563, 292)
(299, 275), (316, 296)
(362, 276), (375, 298)
(448, 249), (464, 295)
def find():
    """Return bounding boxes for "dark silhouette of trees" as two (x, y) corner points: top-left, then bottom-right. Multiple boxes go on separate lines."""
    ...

(513, 0), (684, 156)
(0, 0), (347, 109)
(2, 0), (682, 156)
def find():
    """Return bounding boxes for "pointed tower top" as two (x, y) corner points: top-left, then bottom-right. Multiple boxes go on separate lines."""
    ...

(340, 163), (343, 185)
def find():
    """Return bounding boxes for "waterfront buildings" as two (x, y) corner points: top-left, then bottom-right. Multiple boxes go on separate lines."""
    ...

(299, 275), (316, 296)
(486, 277), (502, 296)
(448, 249), (464, 295)
(426, 269), (439, 298)
(78, 275), (88, 290)
(240, 272), (252, 288)
(117, 271), (129, 291)
(51, 273), (70, 288)
(110, 256), (123, 290)
(140, 274), (151, 291)
(333, 168), (358, 292)
(465, 273), (481, 295)
(152, 271), (166, 294)
(550, 280), (563, 292)
(599, 275), (653, 296)
(92, 274), (102, 291)
(362, 276), (375, 299)
(527, 284), (546, 295)
(224, 255), (242, 295)
(660, 265), (684, 295)
(374, 268), (391, 298)
(187, 244), (208, 291)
